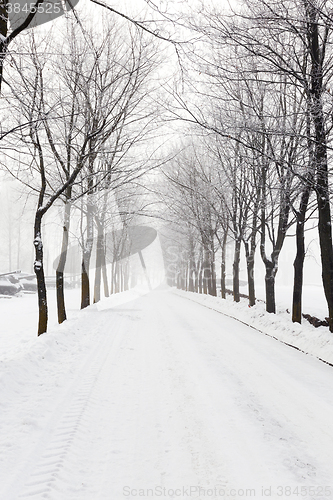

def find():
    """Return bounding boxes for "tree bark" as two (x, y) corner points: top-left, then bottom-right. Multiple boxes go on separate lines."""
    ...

(93, 223), (104, 303)
(102, 248), (109, 297)
(265, 261), (276, 314)
(0, 0), (8, 93)
(244, 240), (256, 307)
(203, 248), (209, 295)
(198, 259), (203, 294)
(81, 257), (90, 309)
(194, 259), (199, 293)
(81, 218), (93, 309)
(306, 2), (333, 331)
(210, 252), (217, 296)
(120, 263), (124, 292)
(185, 263), (189, 291)
(188, 236), (195, 292)
(110, 262), (115, 294)
(56, 196), (71, 323)
(233, 238), (241, 302)
(260, 164), (290, 314)
(220, 230), (227, 299)
(292, 223), (305, 323)
(115, 262), (120, 293)
(180, 264), (186, 290)
(34, 212), (48, 336)
(81, 193), (94, 309)
(123, 260), (129, 291)
(292, 183), (311, 323)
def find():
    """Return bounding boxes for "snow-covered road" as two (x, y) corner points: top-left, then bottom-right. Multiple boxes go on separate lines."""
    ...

(1, 287), (333, 500)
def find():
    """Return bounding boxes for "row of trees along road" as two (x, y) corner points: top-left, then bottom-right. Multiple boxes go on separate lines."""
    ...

(0, 17), (162, 335)
(2, 0), (333, 334)
(156, 0), (333, 331)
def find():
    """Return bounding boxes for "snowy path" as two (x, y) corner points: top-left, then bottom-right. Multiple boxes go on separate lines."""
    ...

(1, 288), (333, 499)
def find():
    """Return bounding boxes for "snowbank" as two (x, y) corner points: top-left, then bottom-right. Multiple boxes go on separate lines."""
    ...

(172, 289), (333, 366)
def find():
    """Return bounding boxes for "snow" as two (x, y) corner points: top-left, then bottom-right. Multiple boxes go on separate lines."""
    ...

(174, 287), (333, 366)
(255, 284), (329, 320)
(34, 236), (42, 246)
(1, 286), (333, 499)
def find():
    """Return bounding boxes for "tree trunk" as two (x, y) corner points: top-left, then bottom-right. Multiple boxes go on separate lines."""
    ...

(316, 193), (333, 330)
(109, 262), (114, 294)
(188, 264), (194, 292)
(56, 270), (66, 319)
(34, 213), (48, 336)
(81, 197), (94, 309)
(244, 241), (256, 307)
(180, 264), (186, 290)
(307, 2), (333, 331)
(123, 260), (129, 291)
(198, 254), (203, 293)
(202, 269), (207, 294)
(292, 223), (305, 323)
(93, 225), (104, 303)
(198, 263), (203, 293)
(260, 163), (289, 314)
(120, 263), (124, 292)
(193, 266), (198, 293)
(102, 248), (109, 298)
(56, 197), (71, 323)
(7, 201), (12, 271)
(81, 256), (90, 309)
(233, 238), (241, 302)
(194, 260), (199, 293)
(220, 230), (227, 299)
(265, 261), (276, 314)
(0, 1), (8, 93)
(210, 251), (217, 296)
(17, 215), (21, 270)
(203, 246), (211, 295)
(115, 262), (120, 293)
(292, 183), (311, 323)
(185, 263), (189, 291)
(188, 238), (195, 292)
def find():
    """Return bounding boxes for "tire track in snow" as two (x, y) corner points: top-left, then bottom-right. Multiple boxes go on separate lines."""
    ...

(4, 310), (128, 500)
(3, 289), (333, 499)
(163, 291), (333, 490)
(126, 292), (232, 494)
(91, 292), (233, 498)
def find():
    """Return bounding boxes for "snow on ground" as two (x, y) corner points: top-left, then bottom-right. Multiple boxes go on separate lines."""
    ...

(0, 288), (81, 360)
(1, 286), (333, 499)
(174, 286), (333, 367)
(254, 284), (329, 320)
